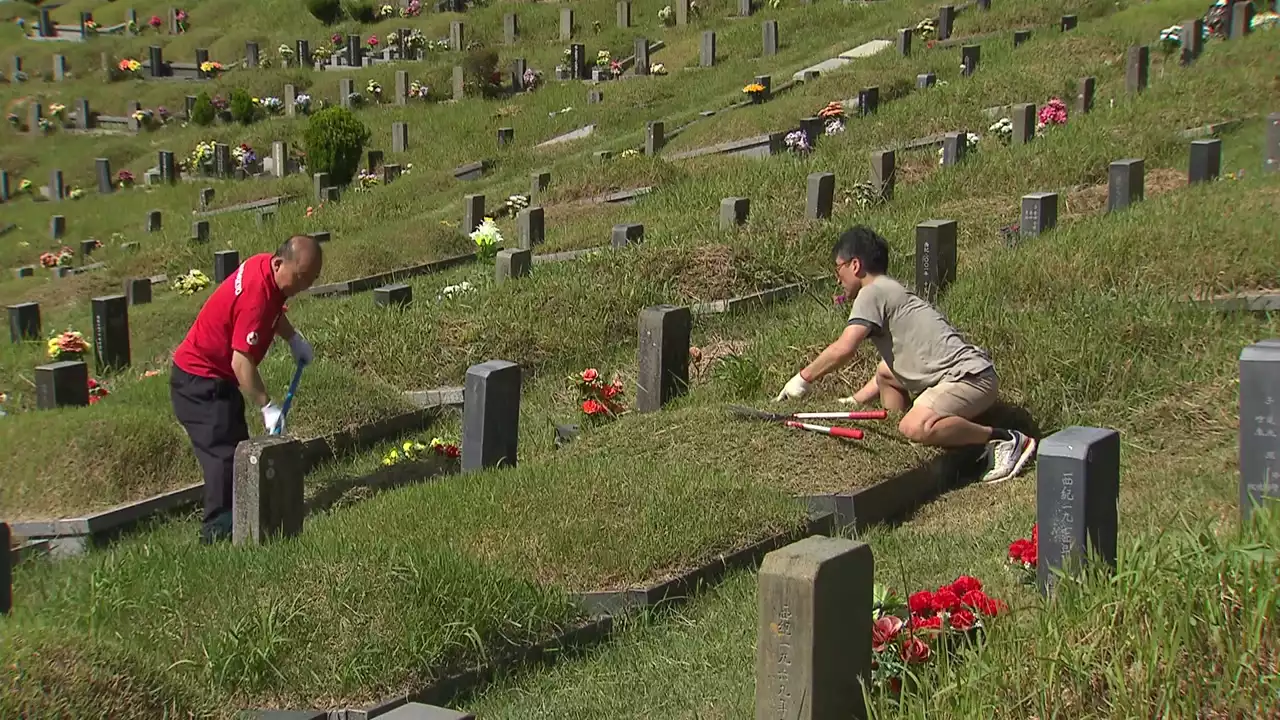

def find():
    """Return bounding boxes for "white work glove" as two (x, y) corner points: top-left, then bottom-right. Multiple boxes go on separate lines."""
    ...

(261, 402), (284, 434)
(774, 373), (811, 402)
(288, 331), (314, 367)
(837, 395), (862, 405)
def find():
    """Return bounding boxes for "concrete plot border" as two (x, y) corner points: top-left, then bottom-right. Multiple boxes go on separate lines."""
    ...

(306, 251), (478, 298)
(194, 195), (291, 218)
(688, 280), (816, 315)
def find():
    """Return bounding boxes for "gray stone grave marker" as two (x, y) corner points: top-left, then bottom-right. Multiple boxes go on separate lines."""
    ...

(645, 121), (665, 155)
(942, 132), (967, 166)
(754, 75), (772, 102)
(35, 361), (89, 409)
(754, 536), (873, 720)
(394, 72), (408, 106)
(14, 267), (35, 279)
(313, 173), (329, 202)
(374, 283), (412, 308)
(95, 159), (113, 194)
(1188, 139), (1222, 184)
(8, 302), (40, 343)
(159, 151), (176, 184)
(462, 360), (522, 472)
(450, 21), (464, 51)
(618, 1), (632, 28)
(145, 210), (162, 233)
(560, 8), (574, 40)
(1076, 77), (1096, 115)
(870, 150), (895, 201)
(340, 78), (355, 108)
(740, 0), (753, 16)
(80, 239), (98, 259)
(310, 231), (331, 244)
(185, 95), (198, 120)
(635, 38), (651, 75)
(637, 305), (690, 413)
(611, 223), (644, 248)
(512, 58), (528, 91)
(1126, 46), (1149, 93)
(49, 169), (63, 201)
(799, 117), (823, 148)
(497, 127), (514, 146)
(857, 86), (879, 116)
(915, 219), (957, 303)
(214, 251), (240, 283)
(517, 206), (544, 250)
(978, 0), (991, 9)
(763, 20), (779, 56)
(1012, 103), (1036, 144)
(75, 98), (91, 130)
(463, 194), (485, 234)
(124, 278), (152, 305)
(961, 44), (980, 75)
(284, 85), (296, 116)
(504, 13), (519, 43)
(532, 171), (551, 200)
(367, 150), (384, 172)
(720, 197), (750, 228)
(53, 54), (67, 81)
(214, 144), (232, 178)
(1013, 29), (1031, 47)
(676, 0), (690, 25)
(453, 66), (465, 101)
(323, 186), (340, 203)
(938, 5), (955, 40)
(570, 44), (586, 79)
(91, 295), (131, 371)
(271, 142), (290, 178)
(898, 28), (912, 56)
(346, 34), (362, 66)
(495, 248), (532, 284)
(1020, 192), (1058, 237)
(1240, 342), (1280, 520)
(245, 42), (259, 68)
(148, 46), (163, 77)
(1061, 14), (1077, 31)
(297, 40), (310, 66)
(1107, 159), (1144, 212)
(257, 208), (276, 227)
(232, 437), (305, 545)
(49, 216), (66, 240)
(383, 164), (401, 184)
(805, 172), (835, 220)
(588, 89), (603, 104)
(192, 220), (210, 243)
(0, 171), (9, 201)
(595, 150), (614, 162)
(917, 72), (937, 89)
(701, 31), (717, 67)
(1228, 0), (1254, 38)
(1036, 427), (1120, 595)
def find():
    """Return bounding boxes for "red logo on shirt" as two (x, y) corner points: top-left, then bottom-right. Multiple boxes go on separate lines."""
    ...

(246, 331), (259, 346)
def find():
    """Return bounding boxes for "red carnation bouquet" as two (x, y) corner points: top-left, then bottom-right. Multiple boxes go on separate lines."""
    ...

(568, 368), (627, 423)
(1008, 524), (1038, 584)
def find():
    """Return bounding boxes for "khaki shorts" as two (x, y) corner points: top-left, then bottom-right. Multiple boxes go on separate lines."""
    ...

(913, 370), (998, 418)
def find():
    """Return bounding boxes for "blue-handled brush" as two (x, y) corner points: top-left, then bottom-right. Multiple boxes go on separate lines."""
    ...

(271, 363), (305, 436)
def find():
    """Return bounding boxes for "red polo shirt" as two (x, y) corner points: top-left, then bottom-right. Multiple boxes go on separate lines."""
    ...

(173, 253), (286, 381)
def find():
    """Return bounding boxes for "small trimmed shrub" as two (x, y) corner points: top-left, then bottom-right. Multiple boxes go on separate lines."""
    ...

(190, 92), (215, 126)
(462, 48), (500, 97)
(229, 89), (255, 125)
(306, 0), (344, 24)
(303, 107), (370, 186)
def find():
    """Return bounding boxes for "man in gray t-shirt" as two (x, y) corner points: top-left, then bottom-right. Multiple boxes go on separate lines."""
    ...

(775, 226), (1036, 484)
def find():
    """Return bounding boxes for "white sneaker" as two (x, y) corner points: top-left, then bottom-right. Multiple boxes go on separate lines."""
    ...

(981, 431), (1037, 484)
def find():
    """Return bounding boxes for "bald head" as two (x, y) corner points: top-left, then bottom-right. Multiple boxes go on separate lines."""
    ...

(271, 235), (323, 296)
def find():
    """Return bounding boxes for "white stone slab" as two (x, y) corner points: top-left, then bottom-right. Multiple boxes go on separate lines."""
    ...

(838, 39), (893, 59)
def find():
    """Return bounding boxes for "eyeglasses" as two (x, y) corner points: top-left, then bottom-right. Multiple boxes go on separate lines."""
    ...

(834, 258), (852, 274)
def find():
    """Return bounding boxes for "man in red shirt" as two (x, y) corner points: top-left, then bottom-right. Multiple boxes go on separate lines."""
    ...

(170, 235), (322, 543)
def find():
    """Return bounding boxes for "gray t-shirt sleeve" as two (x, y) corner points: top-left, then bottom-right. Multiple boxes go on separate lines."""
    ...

(847, 283), (886, 331)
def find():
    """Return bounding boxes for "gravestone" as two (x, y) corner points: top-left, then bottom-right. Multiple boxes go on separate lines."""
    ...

(511, 58), (528, 91)
(611, 223), (645, 248)
(257, 208), (276, 227)
(53, 54), (67, 81)
(532, 171), (551, 200)
(961, 45), (980, 76)
(1, 171), (11, 202)
(645, 121), (665, 155)
(740, 0), (753, 16)
(214, 251), (240, 283)
(676, 0), (691, 25)
(1126, 46), (1149, 93)
(720, 197), (750, 228)
(284, 84), (297, 116)
(857, 87), (879, 116)
(245, 42), (259, 68)
(560, 8), (574, 40)
(28, 102), (43, 138)
(937, 5), (955, 40)
(762, 20), (779, 56)
(49, 216), (66, 240)
(463, 194), (485, 234)
(91, 295), (130, 371)
(383, 164), (401, 184)
(897, 28), (912, 56)
(185, 95), (198, 120)
(1036, 427), (1120, 595)
(148, 46), (164, 77)
(124, 277), (152, 305)
(1013, 29), (1031, 47)
(271, 142), (290, 178)
(192, 220), (210, 243)
(75, 98), (90, 130)
(805, 172), (835, 220)
(347, 34), (362, 66)
(1076, 77), (1096, 115)
(504, 13), (518, 43)
(1020, 192), (1058, 237)
(755, 75), (772, 101)
(914, 219), (957, 303)
(49, 169), (63, 201)
(214, 144), (232, 178)
(1107, 159), (1144, 212)
(95, 159), (113, 194)
(636, 305), (690, 413)
(497, 128), (514, 146)
(392, 122), (409, 153)
(1268, 113), (1280, 174)
(1061, 14), (1077, 31)
(978, 0), (991, 9)
(495, 248), (532, 284)
(570, 44), (587, 79)
(313, 173), (330, 202)
(323, 186), (340, 203)
(340, 78), (355, 108)
(941, 132), (967, 166)
(367, 150), (384, 173)
(392, 72), (409, 107)
(754, 536), (873, 720)
(374, 283), (412, 307)
(1012, 103), (1036, 144)
(1228, 0), (1254, 38)
(701, 31), (717, 67)
(799, 117), (823, 148)
(35, 361), (89, 409)
(870, 150), (895, 200)
(450, 21), (464, 51)
(146, 210), (162, 233)
(14, 267), (35, 279)
(617, 1), (631, 28)
(517, 206), (544, 250)
(232, 437), (305, 545)
(158, 151), (177, 184)
(461, 360), (522, 472)
(453, 66), (465, 100)
(635, 38), (651, 75)
(917, 72), (937, 89)
(1, 523), (9, 615)
(8, 302), (40, 343)
(1240, 342), (1280, 520)
(1188, 139), (1222, 184)
(588, 89), (603, 104)
(80, 239), (98, 259)
(1181, 19), (1205, 65)
(297, 40), (310, 66)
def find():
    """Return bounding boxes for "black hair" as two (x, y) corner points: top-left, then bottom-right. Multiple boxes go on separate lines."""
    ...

(831, 226), (889, 275)
(275, 234), (323, 264)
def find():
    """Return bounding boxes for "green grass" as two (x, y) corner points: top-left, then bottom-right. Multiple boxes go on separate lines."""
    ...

(2, 0), (1279, 714)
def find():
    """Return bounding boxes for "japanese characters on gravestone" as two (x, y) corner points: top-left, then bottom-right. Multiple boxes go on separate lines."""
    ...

(942, 132), (967, 166)
(1076, 77), (1096, 114)
(1107, 159), (1144, 212)
(915, 219), (957, 303)
(1126, 46), (1149, 93)
(763, 20), (779, 56)
(870, 150), (895, 200)
(1188, 139), (1222, 184)
(1013, 29), (1031, 47)
(570, 44), (587, 79)
(1020, 192), (1058, 237)
(517, 206), (544, 250)
(92, 294), (131, 371)
(463, 194), (485, 234)
(495, 248), (532, 284)
(806, 172), (835, 220)
(720, 197), (750, 228)
(1241, 342), (1280, 520)
(374, 283), (412, 308)
(645, 121), (665, 155)
(461, 360), (522, 472)
(1036, 426), (1120, 595)
(36, 361), (89, 409)
(8, 302), (41, 343)
(347, 34), (362, 65)
(233, 437), (305, 546)
(755, 536), (873, 720)
(636, 305), (690, 413)
(124, 277), (153, 305)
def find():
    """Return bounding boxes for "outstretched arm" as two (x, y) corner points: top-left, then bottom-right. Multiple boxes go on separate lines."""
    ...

(801, 323), (871, 383)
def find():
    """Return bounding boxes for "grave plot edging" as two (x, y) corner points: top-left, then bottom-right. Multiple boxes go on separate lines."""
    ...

(306, 252), (478, 298)
(688, 280), (815, 315)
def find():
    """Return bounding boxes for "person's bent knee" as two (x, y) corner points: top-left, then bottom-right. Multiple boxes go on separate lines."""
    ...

(898, 414), (933, 443)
